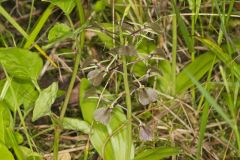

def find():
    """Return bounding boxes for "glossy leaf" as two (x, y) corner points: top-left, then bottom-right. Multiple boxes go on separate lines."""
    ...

(32, 82), (58, 121)
(62, 117), (91, 134)
(135, 147), (180, 160)
(45, 0), (76, 15)
(0, 142), (14, 160)
(0, 48), (43, 81)
(48, 23), (71, 42)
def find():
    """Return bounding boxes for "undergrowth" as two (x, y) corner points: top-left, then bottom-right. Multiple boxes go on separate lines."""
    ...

(0, 0), (240, 159)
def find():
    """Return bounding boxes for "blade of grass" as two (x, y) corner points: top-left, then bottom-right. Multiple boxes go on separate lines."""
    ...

(185, 71), (233, 128)
(196, 102), (209, 159)
(195, 37), (240, 81)
(171, 0), (194, 54)
(24, 4), (54, 49)
(0, 5), (57, 67)
(186, 70), (240, 155)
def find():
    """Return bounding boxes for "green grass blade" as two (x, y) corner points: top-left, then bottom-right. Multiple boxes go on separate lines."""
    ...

(171, 0), (194, 54)
(196, 102), (209, 159)
(196, 37), (240, 81)
(24, 4), (54, 49)
(185, 71), (234, 128)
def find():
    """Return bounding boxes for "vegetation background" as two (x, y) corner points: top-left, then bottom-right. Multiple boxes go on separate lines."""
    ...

(0, 0), (240, 159)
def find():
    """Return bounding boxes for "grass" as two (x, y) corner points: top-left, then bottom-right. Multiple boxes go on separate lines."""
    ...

(0, 0), (240, 159)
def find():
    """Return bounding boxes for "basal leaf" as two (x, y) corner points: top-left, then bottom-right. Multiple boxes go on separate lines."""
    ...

(79, 79), (98, 123)
(0, 48), (43, 81)
(32, 82), (58, 121)
(48, 23), (71, 42)
(62, 117), (91, 134)
(44, 0), (76, 15)
(79, 78), (134, 160)
(176, 53), (216, 94)
(0, 142), (14, 160)
(135, 147), (180, 160)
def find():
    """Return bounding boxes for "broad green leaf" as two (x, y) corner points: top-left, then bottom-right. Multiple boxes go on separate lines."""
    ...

(196, 37), (240, 81)
(176, 53), (216, 94)
(32, 82), (58, 121)
(20, 146), (42, 160)
(0, 79), (38, 112)
(62, 117), (91, 134)
(134, 147), (180, 160)
(0, 48), (43, 81)
(79, 78), (134, 160)
(44, 0), (76, 15)
(48, 23), (71, 42)
(0, 142), (14, 160)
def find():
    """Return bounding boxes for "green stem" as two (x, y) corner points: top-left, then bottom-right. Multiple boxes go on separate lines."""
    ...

(53, 1), (85, 159)
(122, 56), (132, 160)
(172, 14), (177, 95)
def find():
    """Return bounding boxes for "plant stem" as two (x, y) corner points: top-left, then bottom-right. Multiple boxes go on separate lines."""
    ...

(122, 55), (132, 160)
(172, 14), (177, 95)
(53, 1), (85, 159)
